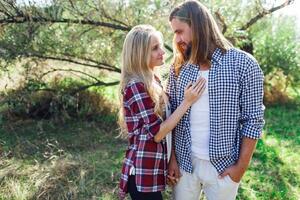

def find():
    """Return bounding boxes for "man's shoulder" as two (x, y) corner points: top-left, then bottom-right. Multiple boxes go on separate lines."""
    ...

(223, 48), (263, 79)
(225, 48), (258, 66)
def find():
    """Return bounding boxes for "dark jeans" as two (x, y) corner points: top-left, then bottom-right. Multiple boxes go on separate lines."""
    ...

(128, 175), (163, 200)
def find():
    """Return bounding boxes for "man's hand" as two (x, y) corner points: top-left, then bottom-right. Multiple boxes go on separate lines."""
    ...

(219, 163), (247, 183)
(167, 154), (181, 186)
(219, 136), (258, 183)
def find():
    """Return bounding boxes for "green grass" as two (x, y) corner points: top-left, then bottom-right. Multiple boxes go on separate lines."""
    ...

(0, 105), (299, 200)
(237, 105), (300, 200)
(0, 118), (126, 200)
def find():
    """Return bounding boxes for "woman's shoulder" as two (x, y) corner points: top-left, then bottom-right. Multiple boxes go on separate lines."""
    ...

(123, 80), (146, 99)
(125, 80), (145, 91)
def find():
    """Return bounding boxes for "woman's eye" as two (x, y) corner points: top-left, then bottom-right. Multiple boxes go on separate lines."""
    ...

(153, 46), (158, 50)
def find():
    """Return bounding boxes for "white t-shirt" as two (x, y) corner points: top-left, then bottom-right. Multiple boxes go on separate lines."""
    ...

(190, 70), (210, 160)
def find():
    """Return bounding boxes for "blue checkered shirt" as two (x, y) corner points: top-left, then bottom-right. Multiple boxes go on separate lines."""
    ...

(166, 48), (265, 174)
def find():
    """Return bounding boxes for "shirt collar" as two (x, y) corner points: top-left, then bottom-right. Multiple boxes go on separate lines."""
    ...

(182, 47), (225, 70)
(211, 48), (224, 65)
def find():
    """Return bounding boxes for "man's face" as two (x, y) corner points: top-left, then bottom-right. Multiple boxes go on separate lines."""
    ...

(170, 18), (192, 53)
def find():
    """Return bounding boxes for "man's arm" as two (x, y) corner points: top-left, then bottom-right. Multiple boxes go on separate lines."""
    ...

(220, 136), (257, 182)
(237, 137), (257, 172)
(220, 55), (265, 182)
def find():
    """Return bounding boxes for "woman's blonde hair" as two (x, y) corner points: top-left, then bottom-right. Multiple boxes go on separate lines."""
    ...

(169, 0), (233, 75)
(118, 24), (164, 136)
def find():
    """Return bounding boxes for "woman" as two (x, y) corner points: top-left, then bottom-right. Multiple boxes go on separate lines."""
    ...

(118, 24), (205, 200)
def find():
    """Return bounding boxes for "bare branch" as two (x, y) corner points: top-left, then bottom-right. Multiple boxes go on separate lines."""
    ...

(39, 67), (119, 94)
(76, 26), (95, 38)
(0, 0), (131, 31)
(0, 16), (131, 31)
(8, 47), (121, 73)
(164, 43), (173, 53)
(97, 2), (129, 28)
(0, 1), (15, 17)
(68, 0), (76, 9)
(241, 0), (294, 30)
(0, 44), (121, 73)
(40, 68), (101, 82)
(71, 80), (119, 94)
(22, 52), (121, 73)
(66, 0), (90, 20)
(59, 52), (120, 72)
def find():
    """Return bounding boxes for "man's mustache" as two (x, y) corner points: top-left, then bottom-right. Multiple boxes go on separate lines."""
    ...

(177, 42), (192, 59)
(178, 42), (187, 47)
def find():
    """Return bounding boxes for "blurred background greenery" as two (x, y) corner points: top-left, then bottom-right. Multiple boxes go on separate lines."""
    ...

(0, 0), (299, 199)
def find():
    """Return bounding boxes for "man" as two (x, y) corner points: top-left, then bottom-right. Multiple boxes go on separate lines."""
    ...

(166, 1), (265, 200)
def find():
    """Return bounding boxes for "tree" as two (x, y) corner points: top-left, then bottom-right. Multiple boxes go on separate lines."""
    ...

(0, 0), (297, 102)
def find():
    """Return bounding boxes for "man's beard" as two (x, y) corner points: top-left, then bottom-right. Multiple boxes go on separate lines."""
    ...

(184, 43), (192, 60)
(178, 42), (192, 60)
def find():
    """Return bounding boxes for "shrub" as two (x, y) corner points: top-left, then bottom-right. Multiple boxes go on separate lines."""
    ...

(0, 77), (117, 121)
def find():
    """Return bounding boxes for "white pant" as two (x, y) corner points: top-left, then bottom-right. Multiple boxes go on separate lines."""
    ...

(173, 157), (240, 200)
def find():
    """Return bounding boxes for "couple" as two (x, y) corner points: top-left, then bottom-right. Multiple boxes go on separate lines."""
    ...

(119, 1), (265, 200)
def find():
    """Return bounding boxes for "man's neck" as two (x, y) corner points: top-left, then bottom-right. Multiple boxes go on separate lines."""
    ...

(199, 46), (217, 70)
(199, 62), (210, 70)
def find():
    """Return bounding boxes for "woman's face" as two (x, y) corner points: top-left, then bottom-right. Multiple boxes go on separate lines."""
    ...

(148, 34), (165, 69)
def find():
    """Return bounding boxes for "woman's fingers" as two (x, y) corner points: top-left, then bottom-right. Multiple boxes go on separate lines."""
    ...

(195, 79), (206, 94)
(184, 78), (206, 102)
(185, 81), (193, 91)
(191, 78), (202, 89)
(193, 78), (206, 93)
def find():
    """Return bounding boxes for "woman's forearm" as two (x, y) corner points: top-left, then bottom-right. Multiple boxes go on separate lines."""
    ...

(154, 100), (190, 143)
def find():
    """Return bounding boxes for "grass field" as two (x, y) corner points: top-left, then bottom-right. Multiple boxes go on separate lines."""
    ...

(0, 104), (299, 200)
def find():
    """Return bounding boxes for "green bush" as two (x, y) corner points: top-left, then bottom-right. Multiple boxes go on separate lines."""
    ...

(251, 16), (300, 104)
(0, 77), (116, 121)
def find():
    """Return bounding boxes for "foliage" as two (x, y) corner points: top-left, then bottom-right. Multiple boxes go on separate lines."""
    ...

(0, 76), (116, 120)
(0, 0), (299, 113)
(251, 16), (300, 104)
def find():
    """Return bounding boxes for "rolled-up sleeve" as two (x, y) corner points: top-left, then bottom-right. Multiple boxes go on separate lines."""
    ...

(124, 82), (162, 140)
(240, 59), (265, 139)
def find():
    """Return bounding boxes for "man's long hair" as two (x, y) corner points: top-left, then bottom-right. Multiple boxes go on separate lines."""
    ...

(169, 0), (232, 75)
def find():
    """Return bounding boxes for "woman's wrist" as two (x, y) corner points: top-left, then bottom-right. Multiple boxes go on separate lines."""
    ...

(181, 99), (192, 109)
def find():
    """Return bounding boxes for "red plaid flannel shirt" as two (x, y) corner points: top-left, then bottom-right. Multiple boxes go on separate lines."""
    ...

(119, 80), (167, 199)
